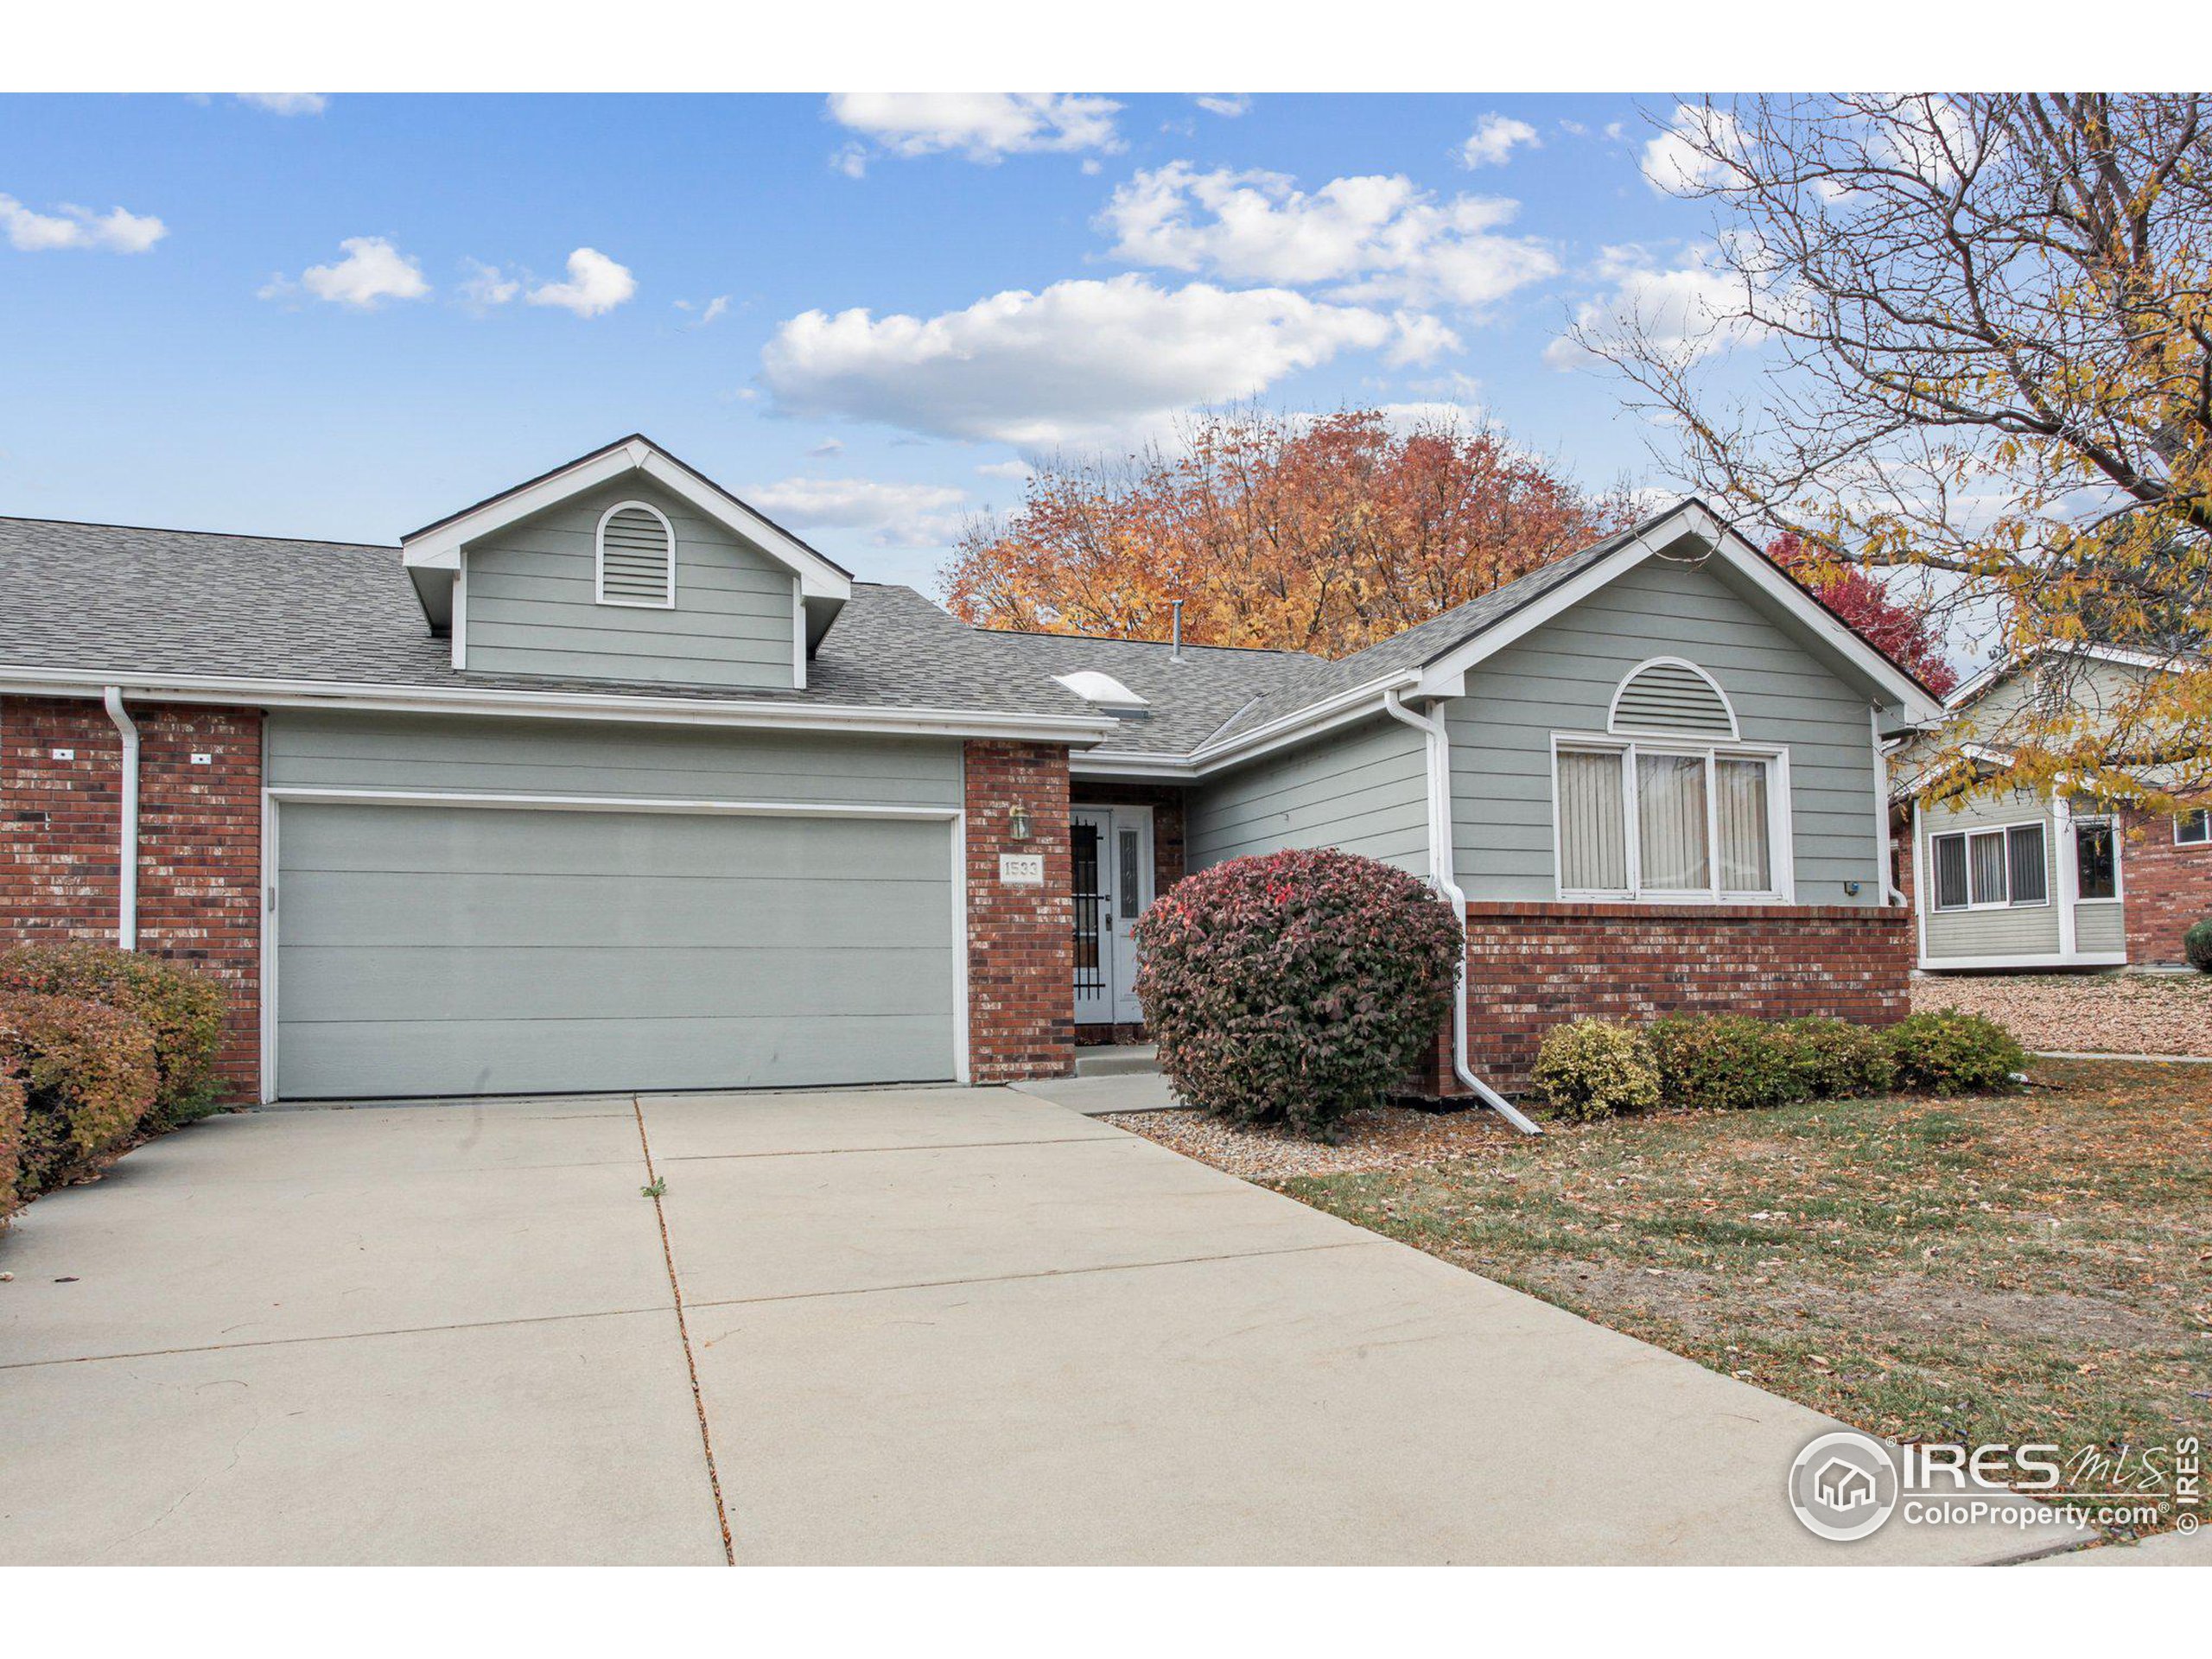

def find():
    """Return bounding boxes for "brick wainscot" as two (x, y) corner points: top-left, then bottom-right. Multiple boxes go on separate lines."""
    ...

(963, 739), (1076, 1082)
(1459, 901), (1913, 1094)
(0, 694), (264, 1101)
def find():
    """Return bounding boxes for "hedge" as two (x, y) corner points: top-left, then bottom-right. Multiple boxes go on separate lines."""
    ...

(0, 943), (226, 1125)
(1134, 848), (1463, 1139)
(1884, 1008), (2025, 1093)
(0, 1065), (24, 1226)
(1531, 1020), (1660, 1122)
(0, 991), (161, 1202)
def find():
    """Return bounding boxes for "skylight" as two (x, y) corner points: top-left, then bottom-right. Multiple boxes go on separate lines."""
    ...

(1052, 669), (1148, 709)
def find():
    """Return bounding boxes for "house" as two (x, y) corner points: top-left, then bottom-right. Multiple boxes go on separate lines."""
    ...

(1813, 1456), (1880, 1513)
(1893, 644), (2212, 971)
(0, 437), (1941, 1109)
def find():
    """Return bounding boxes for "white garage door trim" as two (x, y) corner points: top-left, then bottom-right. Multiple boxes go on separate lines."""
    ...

(259, 785), (969, 1102)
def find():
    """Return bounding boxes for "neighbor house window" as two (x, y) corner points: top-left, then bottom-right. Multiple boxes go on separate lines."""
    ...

(2177, 808), (2210, 846)
(2075, 820), (2119, 899)
(1554, 741), (1784, 901)
(1929, 822), (2048, 910)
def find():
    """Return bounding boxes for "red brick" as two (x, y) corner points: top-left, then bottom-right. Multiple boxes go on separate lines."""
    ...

(964, 740), (1075, 1082)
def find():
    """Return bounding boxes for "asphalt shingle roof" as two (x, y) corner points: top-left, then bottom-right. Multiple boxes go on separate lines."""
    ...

(0, 504), (1705, 760)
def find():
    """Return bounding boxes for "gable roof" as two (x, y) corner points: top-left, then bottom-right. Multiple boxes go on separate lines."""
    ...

(1942, 640), (2189, 713)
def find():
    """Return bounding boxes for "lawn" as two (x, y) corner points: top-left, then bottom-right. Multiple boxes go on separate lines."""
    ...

(1122, 1059), (2212, 1534)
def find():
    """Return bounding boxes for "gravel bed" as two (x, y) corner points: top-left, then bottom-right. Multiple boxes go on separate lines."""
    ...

(1098, 1103), (1519, 1182)
(1912, 971), (2212, 1057)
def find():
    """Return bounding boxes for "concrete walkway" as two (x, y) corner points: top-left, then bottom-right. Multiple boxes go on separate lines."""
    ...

(0, 1085), (2088, 1565)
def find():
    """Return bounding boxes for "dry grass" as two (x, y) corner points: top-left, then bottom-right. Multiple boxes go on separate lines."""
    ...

(1913, 970), (2212, 1057)
(1096, 1102), (1518, 1180)
(1116, 1060), (2212, 1535)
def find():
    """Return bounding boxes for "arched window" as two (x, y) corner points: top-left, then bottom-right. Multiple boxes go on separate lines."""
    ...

(595, 501), (676, 608)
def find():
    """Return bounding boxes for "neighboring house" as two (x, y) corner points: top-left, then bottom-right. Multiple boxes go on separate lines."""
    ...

(0, 437), (1941, 1109)
(1893, 645), (2212, 971)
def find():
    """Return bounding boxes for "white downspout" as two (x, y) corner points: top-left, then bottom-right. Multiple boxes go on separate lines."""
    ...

(1382, 688), (1541, 1135)
(1872, 707), (1906, 906)
(102, 686), (139, 950)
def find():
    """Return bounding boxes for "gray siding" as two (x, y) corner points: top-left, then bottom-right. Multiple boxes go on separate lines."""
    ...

(2075, 901), (2126, 955)
(1186, 715), (1429, 875)
(461, 475), (798, 690)
(1918, 789), (2063, 959)
(1446, 556), (1885, 904)
(267, 709), (963, 809)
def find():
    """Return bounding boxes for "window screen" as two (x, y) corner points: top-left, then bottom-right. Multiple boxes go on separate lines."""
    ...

(2006, 823), (2047, 905)
(1934, 834), (1969, 909)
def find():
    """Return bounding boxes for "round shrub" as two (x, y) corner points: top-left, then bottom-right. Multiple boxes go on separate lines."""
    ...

(1133, 848), (1462, 1139)
(0, 943), (226, 1124)
(1772, 1017), (1897, 1101)
(1885, 1008), (2024, 1093)
(2186, 918), (2212, 973)
(1531, 1020), (1660, 1122)
(1647, 1014), (1802, 1113)
(0, 992), (160, 1198)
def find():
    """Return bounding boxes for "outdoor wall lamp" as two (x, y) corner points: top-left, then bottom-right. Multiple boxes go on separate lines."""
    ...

(1008, 804), (1032, 841)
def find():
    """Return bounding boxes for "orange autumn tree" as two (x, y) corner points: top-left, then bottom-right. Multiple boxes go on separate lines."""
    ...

(944, 407), (1631, 657)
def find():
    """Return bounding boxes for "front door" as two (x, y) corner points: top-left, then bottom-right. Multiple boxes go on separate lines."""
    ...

(1071, 805), (1153, 1026)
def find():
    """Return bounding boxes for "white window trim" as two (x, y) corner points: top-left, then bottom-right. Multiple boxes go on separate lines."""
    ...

(594, 499), (677, 610)
(2176, 807), (2211, 847)
(1605, 655), (1740, 740)
(1927, 817), (2050, 912)
(1548, 732), (1794, 905)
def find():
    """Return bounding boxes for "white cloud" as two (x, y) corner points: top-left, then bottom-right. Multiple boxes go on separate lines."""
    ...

(1547, 243), (1763, 368)
(746, 476), (969, 547)
(1385, 310), (1462, 366)
(457, 257), (520, 308)
(760, 274), (1396, 449)
(1098, 162), (1557, 314)
(674, 294), (731, 327)
(0, 193), (166, 253)
(826, 93), (1122, 163)
(1375, 400), (1490, 435)
(1195, 94), (1251, 118)
(806, 437), (845, 458)
(831, 144), (869, 180)
(976, 459), (1033, 480)
(236, 93), (327, 116)
(263, 235), (428, 308)
(1642, 103), (1742, 196)
(525, 247), (636, 318)
(1459, 112), (1540, 168)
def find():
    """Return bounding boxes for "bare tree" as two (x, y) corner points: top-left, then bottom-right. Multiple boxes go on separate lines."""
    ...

(1579, 94), (2212, 800)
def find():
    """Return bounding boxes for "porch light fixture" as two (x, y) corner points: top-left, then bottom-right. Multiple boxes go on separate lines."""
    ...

(1008, 804), (1032, 841)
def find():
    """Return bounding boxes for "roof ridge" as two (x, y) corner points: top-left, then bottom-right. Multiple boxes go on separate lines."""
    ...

(980, 624), (1313, 658)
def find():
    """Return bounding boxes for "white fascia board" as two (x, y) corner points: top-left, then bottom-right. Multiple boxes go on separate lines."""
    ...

(1411, 502), (1942, 723)
(1919, 950), (2128, 971)
(0, 667), (1116, 744)
(403, 439), (851, 602)
(1070, 752), (1199, 780)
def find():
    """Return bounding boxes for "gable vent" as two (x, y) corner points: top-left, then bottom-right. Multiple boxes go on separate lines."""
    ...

(596, 501), (676, 607)
(1609, 658), (1738, 738)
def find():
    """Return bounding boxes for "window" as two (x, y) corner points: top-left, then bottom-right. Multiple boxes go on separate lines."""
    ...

(2177, 808), (2211, 846)
(1929, 823), (2048, 910)
(595, 501), (676, 607)
(2075, 820), (2119, 899)
(1555, 741), (1784, 900)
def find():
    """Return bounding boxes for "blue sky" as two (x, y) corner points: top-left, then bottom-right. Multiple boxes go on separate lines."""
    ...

(0, 92), (1726, 593)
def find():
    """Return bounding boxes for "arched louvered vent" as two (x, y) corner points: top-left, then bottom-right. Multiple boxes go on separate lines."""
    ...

(1609, 658), (1738, 738)
(596, 501), (676, 607)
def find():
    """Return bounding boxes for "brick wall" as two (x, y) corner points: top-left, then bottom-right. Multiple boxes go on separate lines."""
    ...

(1, 696), (264, 1100)
(1460, 901), (1912, 1093)
(2122, 805), (2212, 965)
(1067, 779), (1185, 1046)
(964, 740), (1075, 1082)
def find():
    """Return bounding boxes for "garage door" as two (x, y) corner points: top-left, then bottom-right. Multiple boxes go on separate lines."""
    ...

(274, 800), (958, 1099)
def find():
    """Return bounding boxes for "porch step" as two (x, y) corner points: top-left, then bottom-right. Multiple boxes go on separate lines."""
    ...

(1075, 1043), (1159, 1077)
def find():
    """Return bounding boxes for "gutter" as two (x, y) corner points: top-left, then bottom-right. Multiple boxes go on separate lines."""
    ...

(101, 686), (138, 950)
(0, 669), (1118, 747)
(1382, 688), (1541, 1135)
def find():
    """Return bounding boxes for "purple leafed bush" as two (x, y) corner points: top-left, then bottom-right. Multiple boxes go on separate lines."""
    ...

(1133, 848), (1463, 1139)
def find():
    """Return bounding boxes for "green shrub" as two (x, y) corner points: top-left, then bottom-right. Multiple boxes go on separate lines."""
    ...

(1772, 1017), (1897, 1100)
(1885, 1008), (2024, 1093)
(1647, 1014), (1802, 1112)
(0, 1066), (23, 1226)
(1134, 848), (1463, 1139)
(2186, 918), (2212, 973)
(0, 943), (226, 1124)
(0, 992), (160, 1199)
(1531, 1020), (1660, 1122)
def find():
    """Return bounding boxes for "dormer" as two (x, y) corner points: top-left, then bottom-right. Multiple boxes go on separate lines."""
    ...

(401, 435), (851, 691)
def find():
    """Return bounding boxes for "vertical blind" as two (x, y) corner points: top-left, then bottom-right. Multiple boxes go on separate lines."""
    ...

(1559, 744), (1777, 898)
(1636, 752), (1711, 890)
(1557, 749), (1628, 890)
(1715, 758), (1771, 892)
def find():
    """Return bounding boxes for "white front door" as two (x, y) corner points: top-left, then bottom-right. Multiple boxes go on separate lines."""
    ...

(1071, 805), (1153, 1026)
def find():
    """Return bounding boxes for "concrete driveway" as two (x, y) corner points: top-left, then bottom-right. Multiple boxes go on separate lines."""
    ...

(1, 1085), (2073, 1565)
